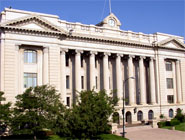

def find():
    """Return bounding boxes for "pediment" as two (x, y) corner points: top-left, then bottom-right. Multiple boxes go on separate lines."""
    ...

(158, 37), (185, 49)
(0, 15), (67, 34)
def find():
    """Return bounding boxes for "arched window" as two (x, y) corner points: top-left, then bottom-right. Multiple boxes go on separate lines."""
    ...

(148, 110), (154, 120)
(126, 111), (132, 124)
(24, 50), (37, 63)
(169, 109), (174, 118)
(137, 111), (143, 121)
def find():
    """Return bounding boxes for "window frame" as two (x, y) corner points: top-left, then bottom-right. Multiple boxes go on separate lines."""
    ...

(166, 78), (173, 89)
(166, 61), (172, 71)
(24, 50), (37, 64)
(24, 73), (37, 88)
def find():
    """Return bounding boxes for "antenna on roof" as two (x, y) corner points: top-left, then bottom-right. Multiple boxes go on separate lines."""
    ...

(109, 0), (112, 14)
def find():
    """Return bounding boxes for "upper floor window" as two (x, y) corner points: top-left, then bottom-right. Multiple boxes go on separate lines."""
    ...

(166, 61), (172, 71)
(81, 76), (84, 89)
(167, 78), (173, 89)
(167, 95), (174, 104)
(66, 75), (70, 89)
(24, 50), (37, 63)
(24, 73), (37, 88)
(66, 54), (69, 67)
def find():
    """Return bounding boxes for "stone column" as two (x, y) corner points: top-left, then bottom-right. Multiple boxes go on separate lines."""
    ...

(43, 47), (49, 85)
(103, 52), (110, 93)
(128, 55), (135, 105)
(75, 50), (83, 95)
(60, 49), (68, 105)
(116, 54), (123, 106)
(176, 60), (182, 103)
(139, 56), (146, 105)
(89, 51), (97, 90)
(149, 57), (156, 104)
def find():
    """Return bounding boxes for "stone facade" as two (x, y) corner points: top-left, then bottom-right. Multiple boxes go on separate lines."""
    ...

(0, 8), (185, 124)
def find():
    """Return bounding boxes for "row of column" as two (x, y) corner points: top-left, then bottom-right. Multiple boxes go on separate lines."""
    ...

(57, 49), (158, 106)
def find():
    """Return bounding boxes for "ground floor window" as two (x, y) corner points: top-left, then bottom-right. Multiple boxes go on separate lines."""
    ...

(137, 111), (143, 121)
(24, 73), (37, 88)
(169, 109), (173, 118)
(148, 110), (154, 120)
(67, 97), (70, 107)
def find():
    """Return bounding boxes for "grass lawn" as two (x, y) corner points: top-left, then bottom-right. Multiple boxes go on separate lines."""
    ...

(47, 134), (129, 140)
(162, 122), (185, 132)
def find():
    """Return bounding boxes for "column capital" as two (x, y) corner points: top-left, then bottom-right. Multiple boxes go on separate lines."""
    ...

(90, 51), (97, 55)
(75, 49), (83, 54)
(116, 53), (123, 57)
(104, 52), (111, 56)
(60, 48), (68, 54)
(176, 59), (180, 63)
(128, 55), (135, 59)
(140, 56), (146, 59)
(15, 44), (20, 51)
(43, 47), (49, 53)
(150, 57), (155, 61)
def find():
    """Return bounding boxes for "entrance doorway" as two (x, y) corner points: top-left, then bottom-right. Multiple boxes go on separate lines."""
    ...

(126, 111), (132, 124)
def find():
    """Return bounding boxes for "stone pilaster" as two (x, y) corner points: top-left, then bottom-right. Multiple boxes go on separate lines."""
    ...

(176, 60), (182, 103)
(139, 56), (146, 105)
(128, 55), (135, 105)
(90, 51), (97, 90)
(116, 54), (123, 106)
(60, 49), (68, 105)
(43, 47), (49, 85)
(75, 50), (83, 95)
(150, 57), (156, 104)
(103, 52), (110, 93)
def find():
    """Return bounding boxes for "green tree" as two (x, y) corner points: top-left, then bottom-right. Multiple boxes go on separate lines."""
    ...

(59, 89), (118, 139)
(0, 91), (12, 135)
(11, 85), (65, 140)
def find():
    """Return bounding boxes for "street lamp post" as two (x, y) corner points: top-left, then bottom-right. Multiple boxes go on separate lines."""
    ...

(122, 77), (135, 138)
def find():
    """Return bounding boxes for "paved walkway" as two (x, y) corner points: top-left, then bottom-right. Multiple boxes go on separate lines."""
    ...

(117, 126), (185, 140)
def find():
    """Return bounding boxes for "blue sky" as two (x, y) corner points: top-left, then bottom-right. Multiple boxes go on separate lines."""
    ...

(0, 0), (184, 38)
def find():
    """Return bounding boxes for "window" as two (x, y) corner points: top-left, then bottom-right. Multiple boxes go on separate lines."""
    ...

(166, 61), (172, 71)
(95, 57), (97, 68)
(167, 95), (174, 104)
(81, 56), (84, 67)
(67, 97), (70, 107)
(95, 76), (98, 89)
(81, 76), (84, 89)
(66, 54), (69, 66)
(24, 50), (37, 63)
(24, 73), (37, 88)
(169, 109), (173, 118)
(137, 111), (143, 121)
(66, 75), (70, 89)
(167, 78), (173, 89)
(148, 110), (154, 120)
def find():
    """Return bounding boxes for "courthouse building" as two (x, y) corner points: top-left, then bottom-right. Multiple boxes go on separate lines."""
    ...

(0, 8), (185, 123)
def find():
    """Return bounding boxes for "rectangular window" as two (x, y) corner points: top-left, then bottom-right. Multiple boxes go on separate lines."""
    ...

(66, 54), (69, 67)
(66, 75), (70, 89)
(167, 78), (173, 89)
(81, 56), (84, 67)
(95, 76), (98, 89)
(81, 76), (84, 89)
(166, 61), (172, 71)
(95, 57), (97, 68)
(109, 77), (111, 89)
(24, 50), (37, 63)
(167, 95), (174, 104)
(24, 73), (37, 88)
(67, 97), (70, 107)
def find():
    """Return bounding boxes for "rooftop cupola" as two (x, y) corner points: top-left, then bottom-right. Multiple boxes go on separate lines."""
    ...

(96, 13), (121, 30)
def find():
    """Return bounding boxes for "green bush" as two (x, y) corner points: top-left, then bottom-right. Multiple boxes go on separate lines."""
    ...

(175, 109), (185, 122)
(170, 119), (180, 126)
(158, 121), (166, 128)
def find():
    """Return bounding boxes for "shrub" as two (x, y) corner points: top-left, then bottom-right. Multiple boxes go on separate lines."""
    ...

(157, 121), (166, 128)
(175, 109), (185, 122)
(170, 119), (180, 126)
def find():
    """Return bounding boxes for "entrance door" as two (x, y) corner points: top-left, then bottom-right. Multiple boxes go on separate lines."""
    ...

(126, 111), (132, 124)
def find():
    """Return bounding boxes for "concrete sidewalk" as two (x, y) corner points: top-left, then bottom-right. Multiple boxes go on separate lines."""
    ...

(117, 126), (185, 140)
